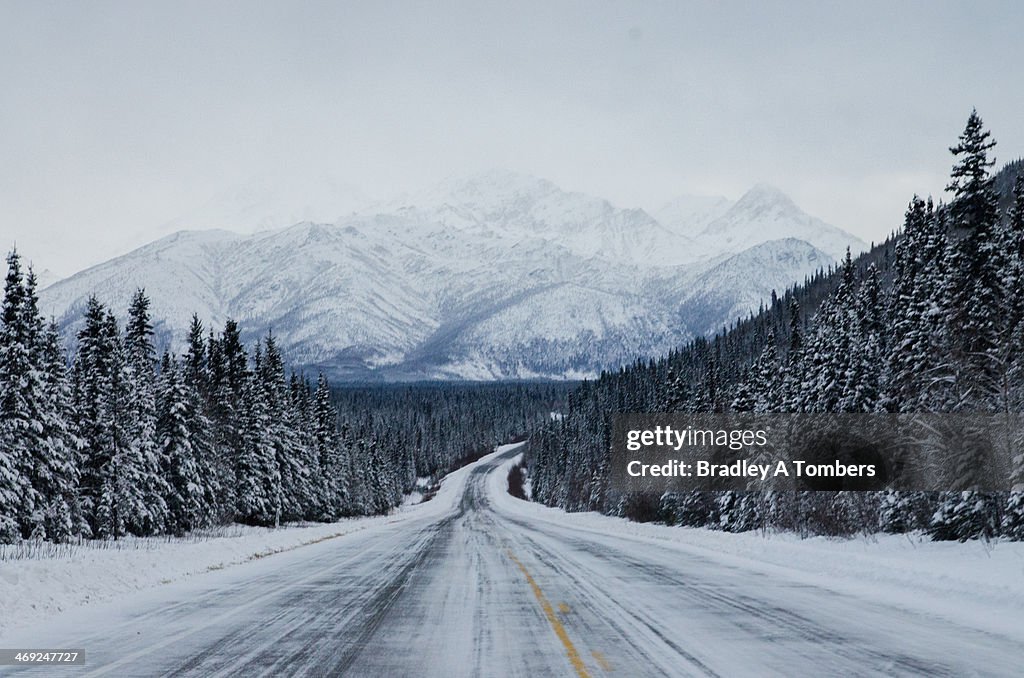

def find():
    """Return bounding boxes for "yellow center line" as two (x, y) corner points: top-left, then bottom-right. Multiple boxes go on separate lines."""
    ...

(506, 549), (593, 678)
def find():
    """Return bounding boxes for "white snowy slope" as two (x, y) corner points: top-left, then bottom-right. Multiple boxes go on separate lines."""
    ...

(373, 169), (705, 267)
(695, 183), (868, 260)
(666, 238), (833, 335)
(39, 171), (864, 380)
(31, 269), (62, 291)
(3, 445), (1021, 677)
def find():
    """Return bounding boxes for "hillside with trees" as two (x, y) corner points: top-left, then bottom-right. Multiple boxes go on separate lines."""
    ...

(527, 111), (1024, 542)
(0, 266), (565, 544)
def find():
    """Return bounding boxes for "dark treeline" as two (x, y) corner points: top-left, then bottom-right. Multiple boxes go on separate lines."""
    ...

(0, 262), (568, 544)
(330, 382), (570, 481)
(528, 111), (1024, 541)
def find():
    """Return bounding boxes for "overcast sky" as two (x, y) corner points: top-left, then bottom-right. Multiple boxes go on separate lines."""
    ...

(2, 0), (1022, 275)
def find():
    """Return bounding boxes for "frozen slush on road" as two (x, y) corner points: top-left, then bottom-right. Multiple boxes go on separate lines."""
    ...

(1, 443), (1022, 677)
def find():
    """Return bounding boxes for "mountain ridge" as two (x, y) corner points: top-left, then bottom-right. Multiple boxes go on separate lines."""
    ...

(39, 172), (864, 380)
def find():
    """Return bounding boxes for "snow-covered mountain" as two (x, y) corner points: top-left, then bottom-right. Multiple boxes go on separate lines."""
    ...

(668, 238), (832, 336)
(33, 269), (63, 291)
(694, 184), (867, 260)
(40, 172), (864, 380)
(374, 169), (703, 267)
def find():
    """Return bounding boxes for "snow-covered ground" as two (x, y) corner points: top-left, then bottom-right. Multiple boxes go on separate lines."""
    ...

(0, 520), (379, 638)
(1, 444), (1021, 676)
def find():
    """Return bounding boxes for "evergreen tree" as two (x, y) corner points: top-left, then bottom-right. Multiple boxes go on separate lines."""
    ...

(257, 333), (300, 523)
(0, 251), (39, 541)
(841, 264), (883, 412)
(157, 354), (207, 534)
(947, 111), (1002, 413)
(947, 110), (999, 233)
(1005, 176), (1024, 416)
(782, 296), (804, 412)
(236, 361), (277, 526)
(73, 297), (114, 536)
(38, 320), (85, 541)
(313, 373), (347, 519)
(120, 290), (169, 535)
(751, 328), (782, 413)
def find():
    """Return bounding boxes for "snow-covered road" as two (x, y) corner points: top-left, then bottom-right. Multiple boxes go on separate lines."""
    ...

(3, 444), (1022, 677)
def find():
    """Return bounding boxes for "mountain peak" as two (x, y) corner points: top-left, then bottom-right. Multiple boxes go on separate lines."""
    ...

(733, 183), (799, 212)
(695, 184), (866, 260)
(39, 174), (856, 380)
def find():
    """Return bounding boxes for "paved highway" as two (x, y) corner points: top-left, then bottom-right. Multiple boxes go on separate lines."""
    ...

(4, 445), (1021, 677)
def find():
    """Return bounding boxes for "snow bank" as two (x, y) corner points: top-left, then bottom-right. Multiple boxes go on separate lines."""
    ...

(0, 520), (386, 637)
(490, 452), (1024, 642)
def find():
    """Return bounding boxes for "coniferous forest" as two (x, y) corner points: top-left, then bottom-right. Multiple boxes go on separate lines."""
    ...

(0, 265), (566, 544)
(4, 111), (1023, 547)
(527, 111), (1024, 541)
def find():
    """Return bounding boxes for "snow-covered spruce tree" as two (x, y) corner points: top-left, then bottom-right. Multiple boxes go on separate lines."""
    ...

(257, 333), (307, 523)
(715, 491), (761, 533)
(1006, 176), (1024, 404)
(289, 372), (322, 521)
(359, 432), (397, 516)
(693, 352), (721, 413)
(15, 269), (56, 539)
(661, 363), (691, 412)
(0, 258), (81, 544)
(840, 264), (883, 413)
(1000, 175), (1024, 539)
(730, 369), (755, 413)
(946, 110), (1003, 413)
(803, 250), (857, 414)
(120, 290), (169, 536)
(157, 354), (207, 535)
(313, 373), (347, 520)
(72, 297), (114, 536)
(340, 420), (368, 516)
(781, 296), (805, 413)
(180, 316), (220, 526)
(207, 322), (246, 521)
(101, 308), (154, 538)
(672, 491), (716, 528)
(751, 328), (783, 414)
(881, 197), (953, 413)
(236, 345), (279, 526)
(37, 319), (86, 541)
(72, 299), (171, 538)
(0, 250), (41, 541)
(930, 113), (1003, 541)
(930, 490), (1000, 542)
(878, 490), (927, 533)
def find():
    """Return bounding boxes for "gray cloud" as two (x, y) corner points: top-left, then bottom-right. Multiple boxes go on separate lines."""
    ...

(2, 0), (1022, 274)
